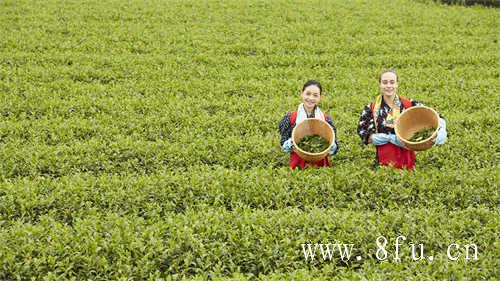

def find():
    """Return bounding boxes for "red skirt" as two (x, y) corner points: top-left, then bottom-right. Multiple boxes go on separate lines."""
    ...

(289, 151), (330, 169)
(377, 143), (415, 170)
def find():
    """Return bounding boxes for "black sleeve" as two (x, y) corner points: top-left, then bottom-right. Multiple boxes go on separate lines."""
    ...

(278, 112), (292, 146)
(410, 99), (444, 119)
(411, 99), (424, 107)
(357, 104), (375, 145)
(326, 115), (339, 155)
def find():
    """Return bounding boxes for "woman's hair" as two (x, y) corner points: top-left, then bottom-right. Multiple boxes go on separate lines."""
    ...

(302, 79), (322, 94)
(378, 69), (398, 82)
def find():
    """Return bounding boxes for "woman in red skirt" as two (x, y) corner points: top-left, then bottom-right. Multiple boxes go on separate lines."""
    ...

(357, 69), (447, 170)
(278, 80), (339, 169)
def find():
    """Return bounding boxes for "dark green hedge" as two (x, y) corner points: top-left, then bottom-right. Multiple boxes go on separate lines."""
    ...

(424, 0), (500, 7)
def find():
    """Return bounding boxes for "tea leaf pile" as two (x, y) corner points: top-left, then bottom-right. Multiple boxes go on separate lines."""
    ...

(409, 128), (437, 142)
(297, 135), (330, 153)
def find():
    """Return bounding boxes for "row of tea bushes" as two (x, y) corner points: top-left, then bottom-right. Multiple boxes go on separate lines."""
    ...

(0, 166), (495, 225)
(0, 207), (495, 280)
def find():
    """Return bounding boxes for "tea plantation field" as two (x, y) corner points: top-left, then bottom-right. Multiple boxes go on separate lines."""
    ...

(0, 0), (498, 279)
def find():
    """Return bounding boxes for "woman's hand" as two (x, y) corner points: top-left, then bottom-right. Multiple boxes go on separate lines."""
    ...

(372, 133), (405, 148)
(328, 143), (338, 156)
(396, 136), (407, 149)
(389, 135), (405, 148)
(371, 133), (391, 146)
(282, 138), (293, 152)
(428, 118), (447, 146)
(435, 118), (447, 145)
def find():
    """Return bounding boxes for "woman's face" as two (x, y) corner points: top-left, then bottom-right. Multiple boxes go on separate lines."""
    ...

(301, 85), (321, 111)
(379, 72), (398, 97)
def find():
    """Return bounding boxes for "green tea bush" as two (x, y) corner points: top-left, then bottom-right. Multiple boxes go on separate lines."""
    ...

(0, 208), (496, 279)
(0, 0), (498, 279)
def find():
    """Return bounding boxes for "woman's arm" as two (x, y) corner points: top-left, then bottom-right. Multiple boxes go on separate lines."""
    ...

(278, 112), (292, 146)
(326, 115), (339, 155)
(357, 104), (375, 145)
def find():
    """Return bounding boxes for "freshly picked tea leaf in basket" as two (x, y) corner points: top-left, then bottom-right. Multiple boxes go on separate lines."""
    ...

(408, 127), (436, 142)
(297, 135), (330, 153)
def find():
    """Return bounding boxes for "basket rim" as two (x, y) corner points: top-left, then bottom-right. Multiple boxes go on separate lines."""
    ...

(395, 105), (439, 145)
(291, 118), (335, 156)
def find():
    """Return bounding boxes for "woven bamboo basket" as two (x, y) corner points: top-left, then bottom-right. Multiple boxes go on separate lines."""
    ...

(395, 106), (439, 151)
(292, 118), (335, 162)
